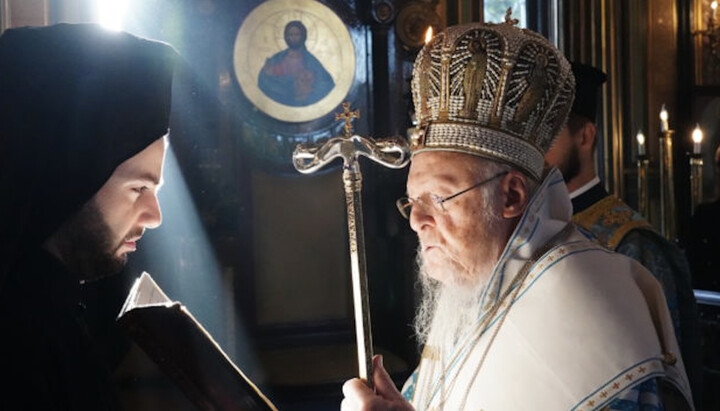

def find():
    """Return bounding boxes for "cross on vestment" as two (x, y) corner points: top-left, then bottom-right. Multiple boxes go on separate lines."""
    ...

(292, 102), (410, 388)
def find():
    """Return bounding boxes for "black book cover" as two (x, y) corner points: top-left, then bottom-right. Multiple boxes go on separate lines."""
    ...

(117, 272), (277, 411)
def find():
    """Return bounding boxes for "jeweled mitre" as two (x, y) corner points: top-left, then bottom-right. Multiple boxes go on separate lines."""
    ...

(410, 20), (575, 180)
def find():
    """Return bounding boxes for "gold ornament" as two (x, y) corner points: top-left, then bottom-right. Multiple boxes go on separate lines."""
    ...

(410, 18), (575, 180)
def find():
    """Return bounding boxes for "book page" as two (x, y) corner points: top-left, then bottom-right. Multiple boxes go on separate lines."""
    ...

(116, 272), (279, 410)
(118, 271), (173, 318)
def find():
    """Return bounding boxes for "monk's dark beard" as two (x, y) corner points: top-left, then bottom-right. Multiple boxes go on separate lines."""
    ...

(50, 198), (132, 283)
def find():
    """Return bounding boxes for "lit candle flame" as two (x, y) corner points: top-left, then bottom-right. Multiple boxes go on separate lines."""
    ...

(424, 26), (434, 44)
(636, 131), (645, 146)
(712, 1), (718, 11)
(692, 124), (704, 144)
(692, 124), (703, 155)
(659, 105), (669, 133)
(636, 130), (646, 156)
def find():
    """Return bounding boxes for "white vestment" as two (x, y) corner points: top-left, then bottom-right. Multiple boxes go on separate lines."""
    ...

(405, 168), (692, 410)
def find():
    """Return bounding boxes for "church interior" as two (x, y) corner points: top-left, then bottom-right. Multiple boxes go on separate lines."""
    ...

(2, 0), (719, 409)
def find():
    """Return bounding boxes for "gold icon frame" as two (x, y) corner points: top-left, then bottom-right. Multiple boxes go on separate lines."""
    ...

(233, 0), (356, 123)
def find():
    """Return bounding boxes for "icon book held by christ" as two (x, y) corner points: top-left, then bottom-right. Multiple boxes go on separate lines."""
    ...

(117, 272), (278, 411)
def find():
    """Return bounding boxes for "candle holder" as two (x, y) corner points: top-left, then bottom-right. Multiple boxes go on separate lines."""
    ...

(690, 153), (704, 213)
(637, 154), (650, 219)
(659, 129), (676, 240)
(692, 1), (720, 63)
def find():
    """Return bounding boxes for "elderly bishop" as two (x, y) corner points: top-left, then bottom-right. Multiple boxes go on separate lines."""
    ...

(341, 18), (693, 411)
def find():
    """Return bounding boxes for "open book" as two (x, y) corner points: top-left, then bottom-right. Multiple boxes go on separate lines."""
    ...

(117, 272), (278, 411)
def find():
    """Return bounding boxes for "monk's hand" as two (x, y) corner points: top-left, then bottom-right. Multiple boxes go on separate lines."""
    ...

(341, 355), (414, 411)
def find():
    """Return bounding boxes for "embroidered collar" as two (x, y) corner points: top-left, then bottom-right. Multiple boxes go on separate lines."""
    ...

(477, 167), (572, 315)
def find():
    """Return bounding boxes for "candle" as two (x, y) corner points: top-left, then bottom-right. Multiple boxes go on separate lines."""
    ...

(424, 26), (434, 44)
(660, 105), (669, 133)
(712, 1), (718, 20)
(637, 130), (646, 156)
(692, 124), (703, 154)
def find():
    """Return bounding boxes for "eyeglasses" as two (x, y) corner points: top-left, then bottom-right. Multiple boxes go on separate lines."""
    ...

(396, 171), (508, 219)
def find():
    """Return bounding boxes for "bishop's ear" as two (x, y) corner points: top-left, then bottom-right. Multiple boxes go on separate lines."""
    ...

(500, 171), (529, 219)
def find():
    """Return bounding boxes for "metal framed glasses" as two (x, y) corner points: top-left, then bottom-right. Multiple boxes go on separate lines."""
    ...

(396, 171), (509, 219)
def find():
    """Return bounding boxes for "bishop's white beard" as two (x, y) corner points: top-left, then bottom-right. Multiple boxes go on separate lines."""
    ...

(413, 253), (490, 352)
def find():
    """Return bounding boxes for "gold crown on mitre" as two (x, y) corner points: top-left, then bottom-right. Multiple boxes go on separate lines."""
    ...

(410, 12), (575, 180)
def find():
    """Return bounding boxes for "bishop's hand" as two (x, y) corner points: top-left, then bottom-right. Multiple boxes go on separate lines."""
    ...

(341, 355), (414, 411)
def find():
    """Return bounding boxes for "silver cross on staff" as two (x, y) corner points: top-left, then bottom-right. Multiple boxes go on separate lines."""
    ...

(292, 102), (410, 388)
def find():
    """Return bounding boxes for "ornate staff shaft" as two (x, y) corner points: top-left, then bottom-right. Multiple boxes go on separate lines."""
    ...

(292, 103), (410, 387)
(343, 162), (372, 387)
